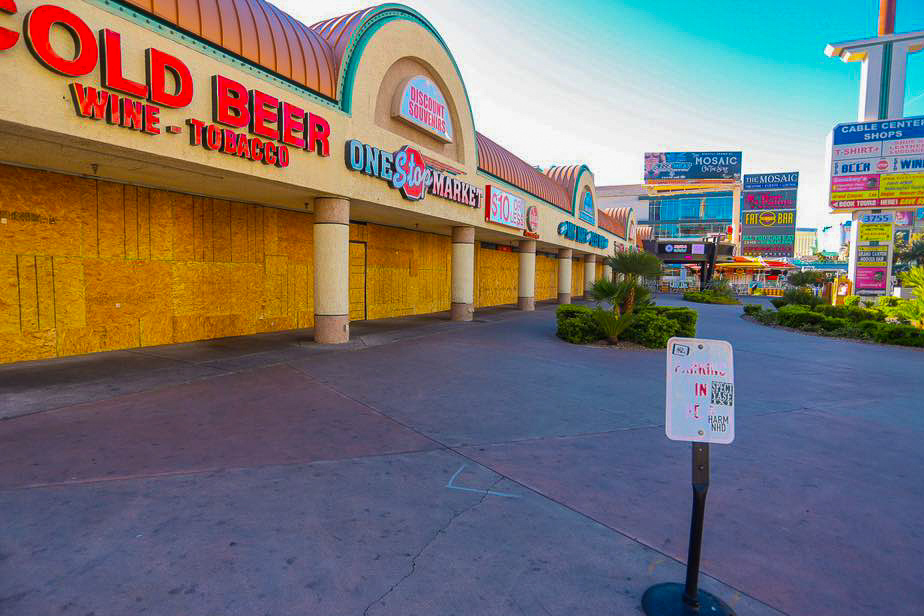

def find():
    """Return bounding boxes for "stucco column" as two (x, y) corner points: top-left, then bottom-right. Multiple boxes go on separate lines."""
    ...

(603, 263), (613, 282)
(584, 254), (597, 296)
(313, 197), (350, 344)
(517, 240), (536, 311)
(451, 226), (475, 321)
(557, 248), (572, 304)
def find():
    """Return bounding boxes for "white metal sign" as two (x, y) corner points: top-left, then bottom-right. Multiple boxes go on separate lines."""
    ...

(666, 338), (735, 444)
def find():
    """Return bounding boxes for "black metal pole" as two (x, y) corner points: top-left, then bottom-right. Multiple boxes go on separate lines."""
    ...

(683, 442), (710, 608)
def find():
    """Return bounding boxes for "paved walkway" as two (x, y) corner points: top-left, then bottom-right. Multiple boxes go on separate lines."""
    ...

(0, 296), (921, 615)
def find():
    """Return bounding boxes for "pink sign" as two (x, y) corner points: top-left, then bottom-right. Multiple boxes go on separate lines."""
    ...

(856, 267), (888, 290)
(831, 174), (880, 192)
(485, 185), (525, 229)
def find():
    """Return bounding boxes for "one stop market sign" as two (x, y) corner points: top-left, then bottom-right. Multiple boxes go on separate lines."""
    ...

(665, 337), (735, 444)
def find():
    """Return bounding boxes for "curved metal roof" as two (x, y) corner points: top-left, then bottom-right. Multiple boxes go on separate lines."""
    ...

(598, 207), (631, 239)
(543, 165), (591, 202)
(476, 133), (571, 212)
(122, 0), (340, 99)
(310, 6), (382, 79)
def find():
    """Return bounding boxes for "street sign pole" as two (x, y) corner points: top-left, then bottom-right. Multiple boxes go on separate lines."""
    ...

(643, 338), (736, 616)
(682, 442), (709, 609)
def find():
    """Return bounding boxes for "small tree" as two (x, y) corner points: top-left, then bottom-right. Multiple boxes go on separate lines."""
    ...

(604, 250), (662, 314)
(587, 278), (646, 343)
(787, 270), (825, 288)
(896, 239), (924, 268)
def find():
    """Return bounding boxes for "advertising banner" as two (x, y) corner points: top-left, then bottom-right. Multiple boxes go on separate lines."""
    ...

(857, 222), (893, 243)
(829, 116), (924, 210)
(393, 76), (453, 143)
(741, 173), (798, 258)
(485, 185), (525, 229)
(644, 152), (742, 181)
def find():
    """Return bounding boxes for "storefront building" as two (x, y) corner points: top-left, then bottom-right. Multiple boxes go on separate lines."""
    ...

(0, 1), (632, 364)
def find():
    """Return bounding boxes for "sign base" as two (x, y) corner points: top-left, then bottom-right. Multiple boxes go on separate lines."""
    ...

(641, 583), (736, 616)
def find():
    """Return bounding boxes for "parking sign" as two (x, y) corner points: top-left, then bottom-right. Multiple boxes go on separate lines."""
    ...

(666, 338), (735, 444)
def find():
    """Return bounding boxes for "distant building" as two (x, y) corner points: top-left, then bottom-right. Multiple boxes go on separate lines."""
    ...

(819, 220), (852, 257)
(794, 227), (817, 258)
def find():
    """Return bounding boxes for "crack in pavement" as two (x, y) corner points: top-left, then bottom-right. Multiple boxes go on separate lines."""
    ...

(362, 476), (503, 616)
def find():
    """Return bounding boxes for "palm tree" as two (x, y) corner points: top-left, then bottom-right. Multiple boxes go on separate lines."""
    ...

(603, 250), (662, 314)
(897, 239), (924, 267)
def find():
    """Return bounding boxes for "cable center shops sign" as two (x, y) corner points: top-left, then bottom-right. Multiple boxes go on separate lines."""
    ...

(740, 172), (798, 258)
(829, 116), (924, 210)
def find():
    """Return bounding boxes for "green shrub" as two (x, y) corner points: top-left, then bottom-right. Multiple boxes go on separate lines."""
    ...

(623, 310), (680, 348)
(743, 304), (763, 316)
(872, 323), (924, 347)
(818, 316), (849, 333)
(592, 307), (636, 343)
(855, 320), (882, 339)
(843, 295), (862, 307)
(877, 296), (901, 308)
(777, 304), (825, 328)
(683, 291), (740, 305)
(650, 306), (698, 337)
(556, 305), (602, 344)
(770, 298), (787, 309)
(754, 310), (779, 325)
(783, 288), (822, 308)
(813, 304), (885, 323)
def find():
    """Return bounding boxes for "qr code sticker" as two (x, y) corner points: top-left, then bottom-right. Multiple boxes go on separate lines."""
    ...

(711, 381), (734, 406)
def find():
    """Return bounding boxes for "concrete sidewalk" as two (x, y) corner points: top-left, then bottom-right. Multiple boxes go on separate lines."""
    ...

(1, 295), (921, 616)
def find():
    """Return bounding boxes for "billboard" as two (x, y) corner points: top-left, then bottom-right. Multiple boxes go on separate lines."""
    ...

(644, 151), (742, 181)
(829, 116), (924, 210)
(740, 173), (798, 258)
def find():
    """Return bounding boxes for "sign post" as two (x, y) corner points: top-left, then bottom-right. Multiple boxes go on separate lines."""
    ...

(642, 338), (735, 616)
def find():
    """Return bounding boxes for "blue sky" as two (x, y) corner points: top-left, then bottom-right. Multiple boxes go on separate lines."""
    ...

(282, 0), (924, 230)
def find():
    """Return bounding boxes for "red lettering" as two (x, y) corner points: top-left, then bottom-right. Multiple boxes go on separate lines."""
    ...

(100, 29), (147, 98)
(278, 102), (305, 148)
(69, 83), (108, 119)
(221, 129), (237, 155)
(307, 113), (330, 157)
(250, 137), (263, 162)
(248, 89), (278, 140)
(146, 48), (193, 108)
(186, 118), (204, 146)
(264, 142), (277, 165)
(0, 0), (19, 52)
(120, 98), (143, 130)
(142, 103), (160, 135)
(695, 383), (707, 396)
(236, 133), (251, 159)
(212, 75), (248, 128)
(204, 124), (222, 150)
(276, 145), (290, 168)
(106, 91), (120, 125)
(25, 4), (98, 76)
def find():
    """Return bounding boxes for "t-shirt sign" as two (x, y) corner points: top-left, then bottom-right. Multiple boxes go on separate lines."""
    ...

(665, 337), (735, 444)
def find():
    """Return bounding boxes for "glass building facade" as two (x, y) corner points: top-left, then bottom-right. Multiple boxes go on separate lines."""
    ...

(642, 193), (734, 239)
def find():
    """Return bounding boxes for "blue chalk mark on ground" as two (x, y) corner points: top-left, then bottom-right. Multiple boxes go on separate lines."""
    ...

(446, 464), (521, 498)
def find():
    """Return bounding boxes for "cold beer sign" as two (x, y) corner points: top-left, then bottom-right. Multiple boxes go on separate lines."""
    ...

(665, 338), (735, 444)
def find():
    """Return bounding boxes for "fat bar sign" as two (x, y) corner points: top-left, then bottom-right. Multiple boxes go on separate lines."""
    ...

(665, 338), (735, 444)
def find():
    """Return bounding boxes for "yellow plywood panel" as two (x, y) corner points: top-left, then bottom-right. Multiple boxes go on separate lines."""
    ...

(17, 255), (38, 332)
(349, 241), (366, 321)
(36, 256), (55, 331)
(52, 257), (86, 332)
(0, 254), (19, 334)
(0, 329), (57, 363)
(230, 202), (250, 263)
(173, 193), (196, 262)
(0, 165), (88, 258)
(535, 254), (558, 301)
(97, 181), (125, 259)
(596, 262), (604, 282)
(136, 187), (151, 260)
(264, 255), (288, 317)
(476, 246), (518, 308)
(124, 185), (139, 259)
(150, 189), (174, 260)
(212, 199), (232, 262)
(571, 259), (584, 297)
(350, 223), (367, 243)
